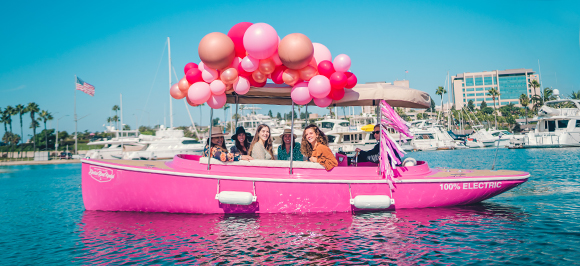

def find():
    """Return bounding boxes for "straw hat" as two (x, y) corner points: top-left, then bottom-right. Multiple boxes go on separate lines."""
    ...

(275, 128), (297, 144)
(209, 126), (227, 137)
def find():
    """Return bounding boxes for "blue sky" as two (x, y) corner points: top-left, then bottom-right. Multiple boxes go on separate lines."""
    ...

(1, 0), (579, 139)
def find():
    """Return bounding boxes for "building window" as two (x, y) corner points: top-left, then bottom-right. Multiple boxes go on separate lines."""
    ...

(475, 77), (483, 86)
(476, 98), (484, 101)
(467, 93), (475, 97)
(484, 76), (493, 85)
(476, 93), (484, 96)
(465, 77), (474, 86)
(466, 88), (474, 92)
(476, 88), (484, 91)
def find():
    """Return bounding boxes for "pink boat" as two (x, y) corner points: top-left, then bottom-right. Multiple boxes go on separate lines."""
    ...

(81, 83), (530, 214)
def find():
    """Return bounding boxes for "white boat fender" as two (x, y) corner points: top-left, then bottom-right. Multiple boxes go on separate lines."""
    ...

(350, 195), (394, 209)
(215, 191), (257, 205)
(402, 158), (417, 167)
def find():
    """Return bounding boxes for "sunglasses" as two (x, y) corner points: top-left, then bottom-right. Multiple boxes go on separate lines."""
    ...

(373, 131), (380, 134)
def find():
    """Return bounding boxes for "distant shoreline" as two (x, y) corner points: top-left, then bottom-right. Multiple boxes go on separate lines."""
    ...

(0, 160), (80, 166)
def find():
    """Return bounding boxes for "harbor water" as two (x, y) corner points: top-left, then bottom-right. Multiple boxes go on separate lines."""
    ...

(1, 148), (579, 264)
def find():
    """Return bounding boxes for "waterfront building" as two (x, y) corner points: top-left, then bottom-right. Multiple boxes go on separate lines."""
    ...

(451, 68), (540, 109)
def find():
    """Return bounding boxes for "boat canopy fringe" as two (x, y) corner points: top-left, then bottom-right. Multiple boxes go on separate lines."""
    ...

(225, 83), (431, 108)
(380, 100), (413, 188)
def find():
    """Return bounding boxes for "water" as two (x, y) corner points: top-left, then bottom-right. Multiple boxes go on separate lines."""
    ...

(1, 148), (579, 265)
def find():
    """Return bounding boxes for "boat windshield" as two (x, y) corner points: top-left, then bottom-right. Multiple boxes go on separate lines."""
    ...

(320, 122), (334, 129)
(416, 134), (434, 139)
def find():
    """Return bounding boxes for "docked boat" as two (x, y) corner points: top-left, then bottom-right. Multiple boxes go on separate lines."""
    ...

(119, 127), (205, 160)
(84, 127), (141, 159)
(509, 99), (580, 149)
(407, 120), (467, 151)
(467, 125), (496, 147)
(81, 83), (529, 214)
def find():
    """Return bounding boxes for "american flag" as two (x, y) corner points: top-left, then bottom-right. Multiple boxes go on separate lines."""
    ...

(76, 77), (95, 96)
(405, 70), (409, 73)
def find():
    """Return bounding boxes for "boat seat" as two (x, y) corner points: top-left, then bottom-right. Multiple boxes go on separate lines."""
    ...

(199, 157), (325, 169)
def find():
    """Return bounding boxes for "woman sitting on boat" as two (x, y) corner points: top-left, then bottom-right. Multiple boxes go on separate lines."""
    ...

(301, 124), (338, 171)
(277, 128), (303, 161)
(354, 124), (380, 164)
(203, 127), (253, 162)
(230, 126), (251, 155)
(248, 124), (275, 160)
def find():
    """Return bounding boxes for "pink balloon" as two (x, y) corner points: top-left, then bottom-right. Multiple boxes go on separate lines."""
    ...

(229, 57), (242, 69)
(227, 22), (253, 58)
(185, 68), (203, 84)
(241, 55), (259, 72)
(333, 54), (351, 72)
(330, 72), (347, 90)
(186, 97), (199, 107)
(308, 75), (331, 99)
(328, 88), (345, 101)
(184, 62), (198, 75)
(317, 60), (335, 78)
(345, 72), (357, 89)
(178, 77), (191, 92)
(271, 65), (287, 84)
(207, 93), (227, 109)
(187, 82), (212, 104)
(291, 82), (312, 105)
(210, 80), (226, 95)
(312, 43), (332, 65)
(243, 23), (279, 59)
(202, 68), (219, 83)
(314, 96), (333, 108)
(233, 76), (250, 95)
(270, 52), (282, 66)
(198, 62), (205, 71)
(170, 83), (186, 99)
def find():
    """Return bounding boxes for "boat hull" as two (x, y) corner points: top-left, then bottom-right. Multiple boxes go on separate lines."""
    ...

(81, 156), (529, 214)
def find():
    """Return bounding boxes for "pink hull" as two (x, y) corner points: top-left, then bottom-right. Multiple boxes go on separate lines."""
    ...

(82, 155), (529, 214)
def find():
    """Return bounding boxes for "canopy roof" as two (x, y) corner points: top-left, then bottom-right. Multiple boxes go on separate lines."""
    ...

(225, 82), (431, 108)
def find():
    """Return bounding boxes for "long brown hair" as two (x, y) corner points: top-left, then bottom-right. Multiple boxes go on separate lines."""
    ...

(234, 133), (251, 155)
(248, 124), (274, 158)
(300, 124), (328, 158)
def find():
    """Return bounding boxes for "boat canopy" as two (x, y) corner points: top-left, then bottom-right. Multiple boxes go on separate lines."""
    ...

(225, 82), (431, 108)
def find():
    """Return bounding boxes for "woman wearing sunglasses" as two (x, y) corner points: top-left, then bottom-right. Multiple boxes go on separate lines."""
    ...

(354, 124), (381, 164)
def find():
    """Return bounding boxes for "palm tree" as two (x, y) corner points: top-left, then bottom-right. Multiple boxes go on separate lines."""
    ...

(519, 94), (530, 125)
(435, 86), (446, 124)
(26, 102), (40, 152)
(223, 104), (230, 133)
(529, 80), (540, 98)
(0, 107), (6, 135)
(542, 87), (556, 101)
(38, 110), (53, 150)
(14, 104), (27, 145)
(112, 105), (120, 129)
(326, 106), (334, 118)
(570, 90), (580, 100)
(4, 105), (15, 133)
(487, 88), (500, 129)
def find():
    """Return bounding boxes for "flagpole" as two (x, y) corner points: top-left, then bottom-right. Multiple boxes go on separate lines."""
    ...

(168, 37), (173, 129)
(74, 75), (78, 155)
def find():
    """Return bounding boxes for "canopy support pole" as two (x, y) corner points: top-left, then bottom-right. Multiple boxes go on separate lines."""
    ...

(289, 101), (295, 174)
(234, 95), (239, 129)
(208, 108), (213, 171)
(305, 105), (308, 124)
(378, 100), (383, 176)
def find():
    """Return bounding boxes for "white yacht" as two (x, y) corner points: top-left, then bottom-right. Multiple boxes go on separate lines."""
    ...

(488, 129), (517, 147)
(84, 127), (141, 159)
(467, 125), (496, 148)
(120, 127), (205, 160)
(236, 113), (284, 138)
(509, 98), (580, 149)
(407, 120), (467, 151)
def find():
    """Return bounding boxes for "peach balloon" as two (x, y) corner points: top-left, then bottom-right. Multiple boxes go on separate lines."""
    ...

(170, 83), (186, 99)
(282, 69), (300, 86)
(198, 32), (235, 70)
(220, 68), (239, 85)
(178, 78), (190, 92)
(299, 65), (317, 81)
(278, 33), (314, 70)
(186, 97), (199, 107)
(258, 58), (276, 75)
(252, 70), (267, 83)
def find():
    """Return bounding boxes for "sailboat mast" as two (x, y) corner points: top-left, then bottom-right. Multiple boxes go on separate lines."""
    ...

(168, 37), (173, 128)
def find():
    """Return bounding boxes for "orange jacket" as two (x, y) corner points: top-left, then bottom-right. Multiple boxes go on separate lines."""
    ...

(312, 143), (338, 171)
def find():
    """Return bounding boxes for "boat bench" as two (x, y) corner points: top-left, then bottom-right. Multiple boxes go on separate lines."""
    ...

(199, 157), (325, 169)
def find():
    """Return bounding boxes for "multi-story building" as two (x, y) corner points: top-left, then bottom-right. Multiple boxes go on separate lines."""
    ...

(451, 68), (540, 109)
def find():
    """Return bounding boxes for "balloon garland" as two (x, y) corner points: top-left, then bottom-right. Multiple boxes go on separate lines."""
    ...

(170, 22), (358, 109)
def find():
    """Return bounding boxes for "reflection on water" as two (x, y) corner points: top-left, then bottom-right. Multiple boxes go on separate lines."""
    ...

(2, 148), (580, 264)
(78, 203), (529, 264)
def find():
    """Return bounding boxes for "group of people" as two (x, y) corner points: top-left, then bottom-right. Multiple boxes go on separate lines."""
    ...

(203, 123), (382, 171)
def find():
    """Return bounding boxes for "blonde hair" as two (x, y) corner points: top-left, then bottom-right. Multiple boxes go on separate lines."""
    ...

(300, 124), (328, 158)
(248, 124), (274, 158)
